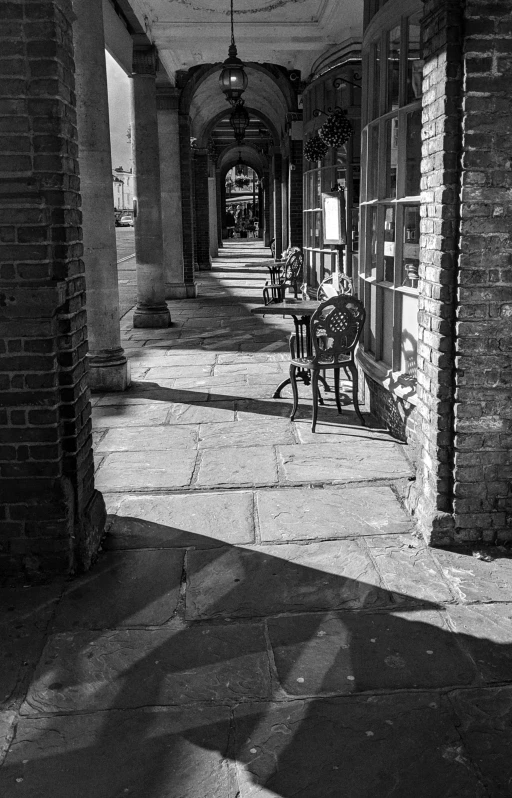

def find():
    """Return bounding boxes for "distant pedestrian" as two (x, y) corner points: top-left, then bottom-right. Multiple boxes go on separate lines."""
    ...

(226, 209), (235, 238)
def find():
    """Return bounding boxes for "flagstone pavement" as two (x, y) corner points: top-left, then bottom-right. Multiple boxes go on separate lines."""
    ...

(2, 241), (512, 797)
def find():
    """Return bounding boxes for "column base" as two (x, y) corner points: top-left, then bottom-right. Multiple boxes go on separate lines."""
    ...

(197, 260), (212, 271)
(133, 304), (171, 328)
(88, 350), (131, 393)
(165, 282), (198, 299)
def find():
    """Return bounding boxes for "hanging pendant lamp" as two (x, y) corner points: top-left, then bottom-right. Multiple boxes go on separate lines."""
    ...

(230, 99), (249, 145)
(235, 150), (245, 175)
(219, 0), (248, 106)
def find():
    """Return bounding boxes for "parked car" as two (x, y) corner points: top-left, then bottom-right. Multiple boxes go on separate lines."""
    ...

(118, 215), (134, 227)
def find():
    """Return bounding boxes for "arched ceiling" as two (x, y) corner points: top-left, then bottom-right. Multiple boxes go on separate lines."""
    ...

(218, 144), (266, 175)
(188, 66), (289, 144)
(209, 111), (272, 158)
(123, 0), (362, 77)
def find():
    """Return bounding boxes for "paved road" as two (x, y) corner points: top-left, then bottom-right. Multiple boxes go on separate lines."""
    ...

(115, 228), (137, 319)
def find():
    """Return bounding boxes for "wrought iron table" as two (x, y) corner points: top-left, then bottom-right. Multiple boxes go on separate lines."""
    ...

(251, 299), (329, 398)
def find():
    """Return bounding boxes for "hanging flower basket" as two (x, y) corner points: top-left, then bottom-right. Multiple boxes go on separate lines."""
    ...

(318, 108), (353, 148)
(304, 134), (328, 162)
(235, 176), (250, 189)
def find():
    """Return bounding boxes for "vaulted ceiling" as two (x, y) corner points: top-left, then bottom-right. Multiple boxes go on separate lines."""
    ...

(119, 0), (362, 77)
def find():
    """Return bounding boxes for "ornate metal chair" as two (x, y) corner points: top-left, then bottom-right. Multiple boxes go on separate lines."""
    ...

(317, 272), (353, 301)
(289, 295), (366, 432)
(262, 247), (303, 305)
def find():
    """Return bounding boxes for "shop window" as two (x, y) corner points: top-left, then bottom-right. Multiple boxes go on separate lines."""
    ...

(360, 6), (422, 376)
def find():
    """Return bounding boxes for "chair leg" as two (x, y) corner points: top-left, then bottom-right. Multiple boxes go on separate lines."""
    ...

(334, 368), (342, 414)
(311, 370), (319, 433)
(290, 364), (299, 420)
(319, 370), (331, 393)
(349, 362), (365, 426)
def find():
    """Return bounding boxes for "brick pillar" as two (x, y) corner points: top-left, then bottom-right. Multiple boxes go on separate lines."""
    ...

(157, 87), (196, 299)
(273, 153), (283, 258)
(258, 182), (264, 238)
(289, 140), (304, 247)
(0, 0), (105, 580)
(131, 46), (170, 328)
(193, 149), (212, 270)
(453, 0), (512, 543)
(410, 0), (463, 544)
(73, 0), (129, 392)
(179, 114), (196, 283)
(281, 156), (289, 250)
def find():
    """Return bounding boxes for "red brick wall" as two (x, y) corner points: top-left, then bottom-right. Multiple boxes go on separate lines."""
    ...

(0, 0), (104, 581)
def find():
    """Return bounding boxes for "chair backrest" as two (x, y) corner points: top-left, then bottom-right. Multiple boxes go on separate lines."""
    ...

(310, 295), (365, 367)
(284, 248), (303, 283)
(317, 272), (353, 301)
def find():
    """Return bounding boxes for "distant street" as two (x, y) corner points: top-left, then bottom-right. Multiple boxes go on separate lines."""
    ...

(115, 228), (137, 318)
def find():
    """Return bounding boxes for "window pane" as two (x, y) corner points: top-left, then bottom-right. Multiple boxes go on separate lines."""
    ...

(368, 206), (378, 278)
(407, 16), (422, 104)
(381, 287), (394, 366)
(314, 210), (322, 247)
(384, 117), (398, 199)
(400, 294), (418, 375)
(405, 108), (422, 196)
(383, 205), (395, 282)
(387, 26), (401, 112)
(368, 124), (379, 199)
(401, 205), (420, 286)
(372, 40), (381, 120)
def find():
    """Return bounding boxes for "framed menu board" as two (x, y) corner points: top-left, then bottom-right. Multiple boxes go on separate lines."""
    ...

(322, 191), (346, 245)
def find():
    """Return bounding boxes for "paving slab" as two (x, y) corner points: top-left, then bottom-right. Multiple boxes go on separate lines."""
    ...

(0, 706), (236, 798)
(95, 425), (197, 453)
(51, 550), (184, 630)
(450, 687), (512, 797)
(0, 586), (62, 710)
(107, 491), (254, 549)
(256, 486), (411, 542)
(277, 440), (413, 483)
(365, 535), (455, 604)
(267, 608), (475, 698)
(0, 712), (16, 766)
(196, 446), (278, 487)
(233, 694), (485, 798)
(445, 604), (512, 683)
(236, 398), (294, 419)
(92, 403), (170, 428)
(22, 622), (271, 714)
(95, 449), (197, 490)
(185, 540), (391, 620)
(432, 548), (512, 603)
(145, 365), (213, 380)
(294, 418), (396, 443)
(217, 352), (289, 364)
(168, 401), (236, 424)
(198, 419), (295, 449)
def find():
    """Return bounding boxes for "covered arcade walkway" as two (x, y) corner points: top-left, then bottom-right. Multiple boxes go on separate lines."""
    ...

(2, 243), (512, 796)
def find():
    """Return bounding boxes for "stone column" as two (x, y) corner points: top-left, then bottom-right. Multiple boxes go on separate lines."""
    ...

(273, 153), (283, 258)
(194, 149), (212, 270)
(131, 46), (170, 327)
(72, 0), (129, 391)
(209, 165), (218, 258)
(157, 87), (196, 298)
(263, 172), (271, 247)
(258, 182), (264, 238)
(179, 113), (197, 283)
(216, 168), (224, 248)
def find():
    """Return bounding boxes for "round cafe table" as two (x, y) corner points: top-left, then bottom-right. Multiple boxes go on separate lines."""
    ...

(250, 299), (330, 398)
